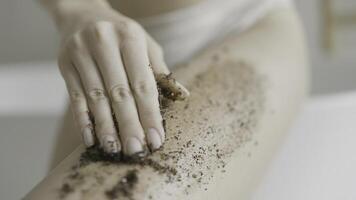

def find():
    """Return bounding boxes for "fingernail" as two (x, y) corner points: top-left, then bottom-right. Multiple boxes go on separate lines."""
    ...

(147, 128), (162, 151)
(176, 82), (190, 99)
(101, 135), (120, 153)
(83, 127), (94, 147)
(126, 137), (144, 155)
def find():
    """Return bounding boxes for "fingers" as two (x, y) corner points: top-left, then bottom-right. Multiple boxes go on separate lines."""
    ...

(146, 34), (190, 100)
(61, 20), (189, 156)
(120, 24), (165, 152)
(68, 33), (120, 154)
(58, 55), (95, 147)
(87, 21), (147, 156)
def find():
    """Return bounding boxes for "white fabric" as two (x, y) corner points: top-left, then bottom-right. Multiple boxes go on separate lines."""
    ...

(137, 0), (293, 67)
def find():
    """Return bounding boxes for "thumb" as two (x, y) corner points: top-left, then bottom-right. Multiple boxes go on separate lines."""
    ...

(146, 34), (190, 101)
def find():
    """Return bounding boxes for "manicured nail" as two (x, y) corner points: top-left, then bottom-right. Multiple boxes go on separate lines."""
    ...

(83, 127), (94, 147)
(147, 128), (162, 151)
(101, 135), (120, 153)
(126, 137), (144, 155)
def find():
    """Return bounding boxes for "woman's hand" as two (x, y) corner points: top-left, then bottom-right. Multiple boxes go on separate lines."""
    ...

(53, 1), (189, 156)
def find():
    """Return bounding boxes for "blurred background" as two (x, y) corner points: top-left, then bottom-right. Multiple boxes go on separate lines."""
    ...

(0, 0), (355, 200)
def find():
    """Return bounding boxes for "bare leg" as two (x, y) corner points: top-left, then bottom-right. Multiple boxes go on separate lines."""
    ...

(26, 6), (308, 200)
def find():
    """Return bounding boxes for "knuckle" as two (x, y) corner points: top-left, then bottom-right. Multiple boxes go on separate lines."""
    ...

(67, 33), (85, 53)
(119, 21), (143, 39)
(132, 81), (156, 96)
(110, 84), (132, 103)
(88, 21), (114, 42)
(69, 90), (85, 103)
(93, 21), (113, 29)
(71, 33), (82, 48)
(87, 88), (107, 102)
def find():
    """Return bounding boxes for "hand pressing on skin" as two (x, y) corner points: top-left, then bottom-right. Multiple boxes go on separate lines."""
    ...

(46, 0), (189, 156)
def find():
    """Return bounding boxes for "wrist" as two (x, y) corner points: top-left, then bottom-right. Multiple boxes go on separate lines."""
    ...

(45, 0), (112, 32)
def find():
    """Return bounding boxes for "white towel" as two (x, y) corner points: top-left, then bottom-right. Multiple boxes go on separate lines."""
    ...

(136, 0), (293, 67)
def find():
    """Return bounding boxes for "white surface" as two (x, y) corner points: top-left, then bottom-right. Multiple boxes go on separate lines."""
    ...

(0, 61), (67, 114)
(0, 62), (67, 200)
(0, 0), (58, 63)
(252, 92), (356, 200)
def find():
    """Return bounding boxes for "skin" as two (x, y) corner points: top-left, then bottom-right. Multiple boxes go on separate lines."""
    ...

(25, 6), (309, 199)
(40, 0), (190, 156)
